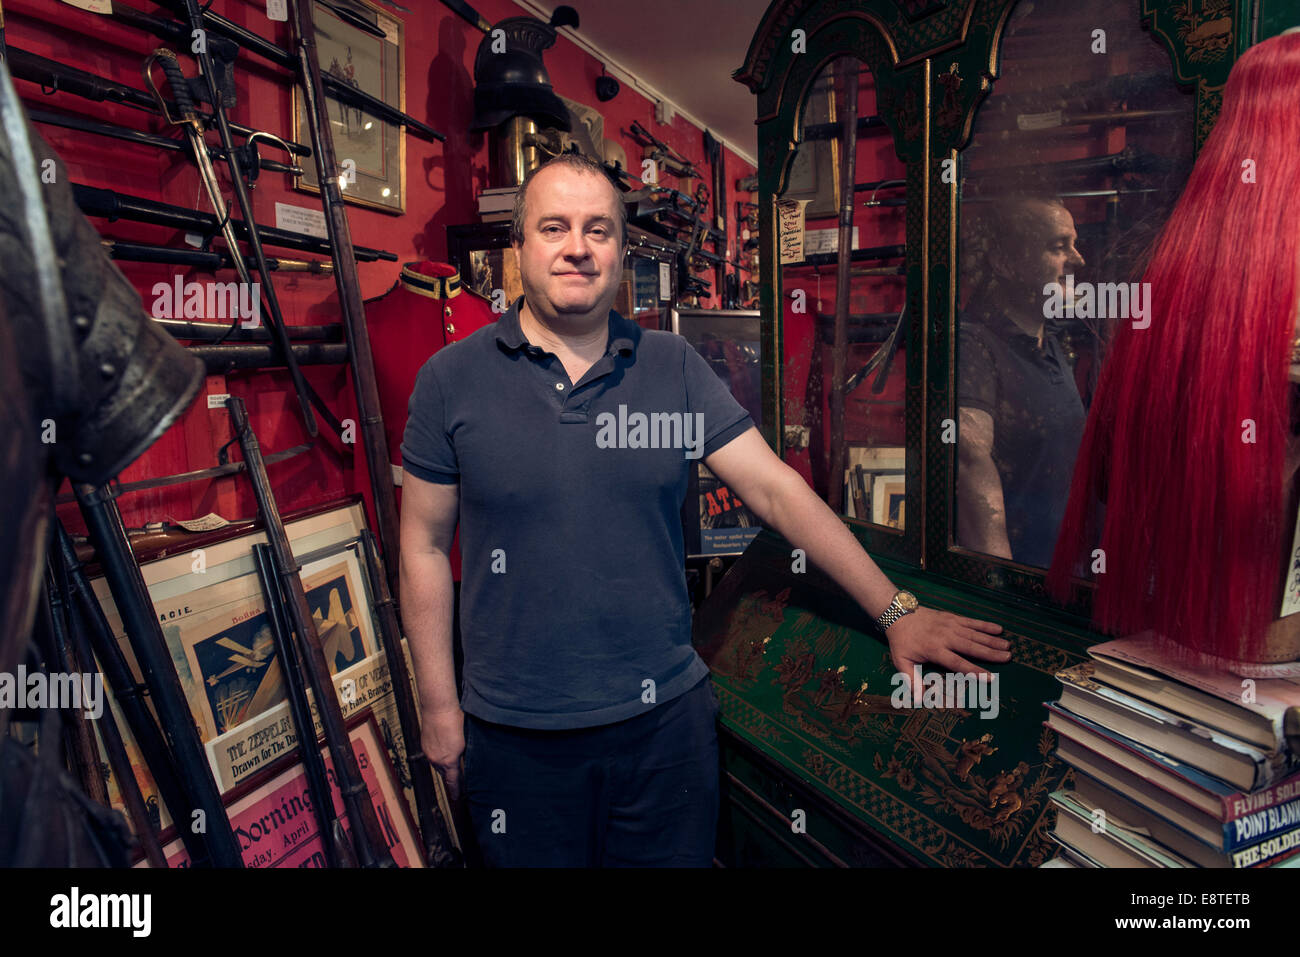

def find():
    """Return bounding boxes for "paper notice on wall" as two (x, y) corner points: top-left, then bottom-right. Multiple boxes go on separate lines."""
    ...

(803, 227), (860, 257)
(62, 0), (112, 11)
(275, 202), (328, 240)
(376, 14), (400, 45)
(777, 199), (810, 264)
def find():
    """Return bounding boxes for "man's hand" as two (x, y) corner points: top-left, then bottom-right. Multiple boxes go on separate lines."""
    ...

(421, 706), (466, 802)
(885, 607), (1010, 688)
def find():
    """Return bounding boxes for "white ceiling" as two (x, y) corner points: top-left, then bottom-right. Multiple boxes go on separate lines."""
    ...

(513, 0), (772, 165)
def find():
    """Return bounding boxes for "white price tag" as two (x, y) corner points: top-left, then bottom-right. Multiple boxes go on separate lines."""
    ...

(658, 262), (671, 301)
(266, 0), (287, 21)
(175, 512), (232, 532)
(207, 393), (231, 409)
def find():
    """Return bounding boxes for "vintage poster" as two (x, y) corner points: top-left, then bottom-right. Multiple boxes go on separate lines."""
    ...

(205, 642), (461, 853)
(144, 717), (422, 868)
(92, 502), (370, 838)
(178, 552), (376, 738)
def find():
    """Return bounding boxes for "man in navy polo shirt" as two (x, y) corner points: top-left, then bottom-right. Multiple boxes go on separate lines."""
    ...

(400, 153), (1009, 867)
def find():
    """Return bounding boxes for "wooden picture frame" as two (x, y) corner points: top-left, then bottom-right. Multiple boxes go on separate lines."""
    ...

(292, 0), (406, 214)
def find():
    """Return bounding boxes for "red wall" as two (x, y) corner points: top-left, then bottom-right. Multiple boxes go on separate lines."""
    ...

(5, 0), (754, 536)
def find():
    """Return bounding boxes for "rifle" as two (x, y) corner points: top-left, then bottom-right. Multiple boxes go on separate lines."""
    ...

(357, 530), (462, 867)
(48, 535), (169, 868)
(289, 0), (404, 599)
(28, 107), (301, 181)
(73, 184), (398, 261)
(103, 239), (333, 274)
(150, 315), (343, 343)
(70, 492), (244, 867)
(252, 543), (355, 868)
(226, 396), (395, 867)
(5, 46), (309, 155)
(35, 563), (109, 809)
(189, 341), (350, 374)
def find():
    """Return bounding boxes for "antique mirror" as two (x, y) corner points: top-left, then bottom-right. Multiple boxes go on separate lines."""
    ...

(774, 50), (917, 557)
(939, 0), (1202, 595)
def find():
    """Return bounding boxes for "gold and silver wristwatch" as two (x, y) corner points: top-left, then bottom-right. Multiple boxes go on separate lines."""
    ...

(875, 590), (919, 631)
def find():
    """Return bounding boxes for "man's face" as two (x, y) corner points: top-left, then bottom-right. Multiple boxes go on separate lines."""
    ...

(512, 166), (625, 323)
(995, 200), (1086, 291)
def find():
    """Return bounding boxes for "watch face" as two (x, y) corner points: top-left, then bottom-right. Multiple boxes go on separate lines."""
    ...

(898, 591), (919, 612)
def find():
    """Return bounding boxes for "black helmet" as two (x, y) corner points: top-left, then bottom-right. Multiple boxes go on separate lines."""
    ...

(469, 17), (571, 133)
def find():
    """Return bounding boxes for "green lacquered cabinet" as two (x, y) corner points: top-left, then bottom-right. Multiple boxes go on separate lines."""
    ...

(699, 0), (1286, 867)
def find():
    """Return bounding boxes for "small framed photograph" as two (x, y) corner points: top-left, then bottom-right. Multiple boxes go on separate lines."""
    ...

(292, 0), (406, 213)
(141, 713), (424, 868)
(872, 473), (907, 529)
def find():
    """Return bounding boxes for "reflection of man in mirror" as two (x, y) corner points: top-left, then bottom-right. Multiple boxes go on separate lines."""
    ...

(956, 195), (1087, 566)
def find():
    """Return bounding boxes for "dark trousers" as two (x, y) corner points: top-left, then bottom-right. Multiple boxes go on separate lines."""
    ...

(463, 675), (720, 867)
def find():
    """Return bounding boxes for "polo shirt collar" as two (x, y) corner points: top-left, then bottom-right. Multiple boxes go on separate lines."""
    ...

(969, 297), (1062, 349)
(495, 297), (638, 358)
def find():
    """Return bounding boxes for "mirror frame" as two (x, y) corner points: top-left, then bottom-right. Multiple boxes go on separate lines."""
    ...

(738, 0), (1253, 607)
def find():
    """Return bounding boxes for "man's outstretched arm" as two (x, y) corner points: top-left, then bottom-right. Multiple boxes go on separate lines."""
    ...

(704, 427), (1011, 678)
(399, 471), (464, 800)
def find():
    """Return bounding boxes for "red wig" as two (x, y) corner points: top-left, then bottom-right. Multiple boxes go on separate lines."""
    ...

(1047, 32), (1300, 663)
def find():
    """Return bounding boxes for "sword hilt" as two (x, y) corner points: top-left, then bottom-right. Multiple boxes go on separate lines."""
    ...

(143, 48), (197, 125)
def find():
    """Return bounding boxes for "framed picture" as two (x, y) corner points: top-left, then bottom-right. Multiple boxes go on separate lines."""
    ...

(141, 713), (424, 868)
(293, 0), (406, 213)
(844, 446), (906, 529)
(872, 473), (907, 529)
(176, 545), (378, 740)
(782, 72), (839, 220)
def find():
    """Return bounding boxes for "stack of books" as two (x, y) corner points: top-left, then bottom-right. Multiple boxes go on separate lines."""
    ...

(1043, 633), (1300, 868)
(478, 186), (518, 222)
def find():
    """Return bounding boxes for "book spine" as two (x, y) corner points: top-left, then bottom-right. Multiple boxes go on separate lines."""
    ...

(1222, 770), (1300, 821)
(1223, 795), (1300, 851)
(1231, 824), (1300, 867)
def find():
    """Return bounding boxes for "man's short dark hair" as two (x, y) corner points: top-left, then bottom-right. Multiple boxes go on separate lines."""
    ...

(510, 153), (628, 247)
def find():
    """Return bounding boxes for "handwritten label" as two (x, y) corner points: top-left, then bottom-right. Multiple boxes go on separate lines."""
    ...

(62, 0), (113, 12)
(266, 0), (287, 21)
(658, 262), (671, 301)
(777, 199), (810, 264)
(176, 513), (232, 533)
(275, 202), (328, 239)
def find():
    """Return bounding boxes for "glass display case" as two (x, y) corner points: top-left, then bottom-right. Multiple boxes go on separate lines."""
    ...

(697, 0), (1276, 869)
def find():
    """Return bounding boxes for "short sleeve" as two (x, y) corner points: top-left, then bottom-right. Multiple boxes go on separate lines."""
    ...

(682, 341), (754, 457)
(957, 322), (998, 415)
(400, 360), (459, 484)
